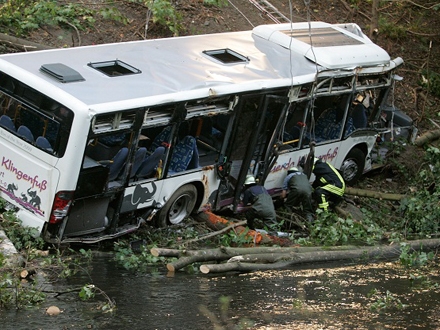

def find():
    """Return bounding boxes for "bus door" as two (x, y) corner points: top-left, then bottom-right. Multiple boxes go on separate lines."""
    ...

(215, 93), (289, 212)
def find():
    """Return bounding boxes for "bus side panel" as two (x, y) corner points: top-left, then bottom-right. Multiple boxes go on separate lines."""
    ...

(265, 150), (310, 192)
(121, 180), (165, 213)
(325, 133), (377, 170)
(265, 135), (375, 192)
(0, 129), (59, 231)
(120, 169), (218, 214)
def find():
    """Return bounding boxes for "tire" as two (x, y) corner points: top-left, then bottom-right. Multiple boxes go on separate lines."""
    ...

(340, 148), (365, 186)
(156, 184), (197, 227)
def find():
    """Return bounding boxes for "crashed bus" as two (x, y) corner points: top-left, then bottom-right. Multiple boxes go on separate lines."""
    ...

(0, 22), (414, 243)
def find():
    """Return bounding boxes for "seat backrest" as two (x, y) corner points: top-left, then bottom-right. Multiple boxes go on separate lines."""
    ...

(315, 107), (339, 140)
(108, 147), (129, 181)
(150, 126), (172, 151)
(187, 140), (199, 170)
(169, 136), (196, 172)
(130, 147), (147, 178)
(17, 125), (34, 142)
(36, 136), (53, 152)
(351, 103), (368, 129)
(344, 116), (355, 137)
(136, 146), (165, 179)
(0, 115), (16, 132)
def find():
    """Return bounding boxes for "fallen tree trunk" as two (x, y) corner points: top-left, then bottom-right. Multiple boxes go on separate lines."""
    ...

(20, 269), (36, 280)
(193, 211), (266, 243)
(345, 187), (405, 201)
(335, 205), (351, 219)
(200, 261), (292, 274)
(152, 245), (359, 272)
(414, 128), (440, 147)
(228, 252), (297, 263)
(168, 254), (228, 272)
(199, 238), (440, 274)
(0, 32), (53, 51)
(193, 211), (293, 246)
(152, 245), (358, 258)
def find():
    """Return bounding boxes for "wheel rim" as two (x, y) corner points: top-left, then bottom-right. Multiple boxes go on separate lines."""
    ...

(341, 158), (359, 183)
(168, 192), (193, 225)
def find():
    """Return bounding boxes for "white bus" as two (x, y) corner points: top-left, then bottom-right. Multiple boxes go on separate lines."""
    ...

(0, 22), (414, 243)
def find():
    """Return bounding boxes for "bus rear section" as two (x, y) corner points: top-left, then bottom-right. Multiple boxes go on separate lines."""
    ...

(0, 131), (59, 233)
(0, 82), (73, 236)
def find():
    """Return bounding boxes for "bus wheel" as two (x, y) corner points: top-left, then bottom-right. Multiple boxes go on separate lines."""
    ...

(156, 184), (197, 227)
(340, 148), (365, 186)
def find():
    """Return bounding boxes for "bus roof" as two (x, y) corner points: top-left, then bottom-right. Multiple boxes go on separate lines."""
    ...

(0, 22), (393, 112)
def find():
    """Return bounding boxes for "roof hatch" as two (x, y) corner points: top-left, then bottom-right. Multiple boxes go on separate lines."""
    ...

(88, 60), (141, 77)
(40, 63), (85, 83)
(203, 48), (249, 64)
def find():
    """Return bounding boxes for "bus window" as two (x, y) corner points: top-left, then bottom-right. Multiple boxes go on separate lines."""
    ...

(192, 114), (232, 166)
(86, 132), (130, 162)
(283, 100), (309, 150)
(0, 90), (72, 157)
(139, 124), (173, 178)
(309, 94), (353, 143)
(348, 94), (368, 129)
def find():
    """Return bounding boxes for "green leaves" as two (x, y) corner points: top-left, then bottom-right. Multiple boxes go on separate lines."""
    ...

(220, 228), (253, 247)
(305, 211), (384, 246)
(79, 284), (116, 312)
(397, 147), (440, 236)
(368, 289), (408, 312)
(0, 1), (125, 37)
(203, 0), (228, 6)
(113, 241), (165, 271)
(1, 209), (45, 251)
(79, 284), (96, 300)
(399, 243), (435, 268)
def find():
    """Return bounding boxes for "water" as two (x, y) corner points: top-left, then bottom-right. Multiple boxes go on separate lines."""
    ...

(1, 253), (439, 329)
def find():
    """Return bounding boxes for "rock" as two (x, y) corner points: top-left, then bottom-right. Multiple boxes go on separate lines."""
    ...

(0, 229), (25, 267)
(46, 305), (61, 316)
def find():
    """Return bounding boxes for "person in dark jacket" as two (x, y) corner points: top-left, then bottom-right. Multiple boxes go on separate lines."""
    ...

(281, 166), (314, 222)
(242, 175), (277, 231)
(311, 158), (345, 211)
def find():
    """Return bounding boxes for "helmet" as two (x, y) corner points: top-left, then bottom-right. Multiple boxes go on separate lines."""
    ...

(314, 157), (320, 164)
(244, 175), (256, 185)
(288, 166), (299, 173)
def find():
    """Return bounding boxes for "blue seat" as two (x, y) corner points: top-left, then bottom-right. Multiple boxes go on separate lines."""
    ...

(17, 125), (34, 142)
(315, 107), (356, 140)
(187, 141), (200, 170)
(150, 126), (172, 151)
(344, 117), (355, 137)
(351, 103), (368, 129)
(108, 147), (129, 181)
(130, 147), (147, 179)
(0, 115), (16, 132)
(169, 136), (197, 172)
(36, 136), (53, 152)
(136, 146), (165, 179)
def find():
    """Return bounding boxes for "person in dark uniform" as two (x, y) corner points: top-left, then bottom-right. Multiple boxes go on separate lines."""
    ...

(311, 158), (345, 212)
(242, 175), (277, 231)
(281, 166), (314, 222)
